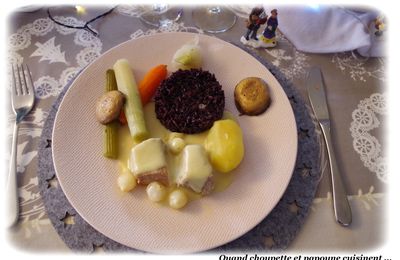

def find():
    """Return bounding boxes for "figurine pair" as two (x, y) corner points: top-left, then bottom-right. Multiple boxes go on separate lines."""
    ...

(240, 8), (278, 48)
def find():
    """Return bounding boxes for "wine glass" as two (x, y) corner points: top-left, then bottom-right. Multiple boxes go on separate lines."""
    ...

(192, 6), (237, 33)
(140, 4), (183, 27)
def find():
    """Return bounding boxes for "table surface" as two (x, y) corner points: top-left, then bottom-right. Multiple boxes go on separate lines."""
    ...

(6, 5), (386, 253)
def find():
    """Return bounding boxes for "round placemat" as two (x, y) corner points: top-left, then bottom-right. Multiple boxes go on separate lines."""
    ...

(38, 45), (322, 253)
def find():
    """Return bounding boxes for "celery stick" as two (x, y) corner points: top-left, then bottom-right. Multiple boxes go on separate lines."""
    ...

(103, 69), (119, 159)
(105, 69), (117, 91)
(113, 59), (148, 143)
(103, 121), (118, 158)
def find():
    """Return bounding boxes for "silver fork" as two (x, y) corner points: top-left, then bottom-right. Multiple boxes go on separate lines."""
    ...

(7, 64), (35, 228)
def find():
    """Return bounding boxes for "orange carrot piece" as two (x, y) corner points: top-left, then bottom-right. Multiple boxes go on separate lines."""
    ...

(138, 64), (168, 105)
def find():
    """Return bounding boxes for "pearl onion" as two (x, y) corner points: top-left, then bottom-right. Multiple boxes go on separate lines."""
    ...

(117, 173), (137, 192)
(146, 182), (167, 202)
(168, 137), (185, 154)
(169, 189), (188, 209)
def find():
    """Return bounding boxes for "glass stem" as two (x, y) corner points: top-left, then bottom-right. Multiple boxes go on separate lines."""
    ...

(152, 4), (168, 14)
(208, 6), (221, 14)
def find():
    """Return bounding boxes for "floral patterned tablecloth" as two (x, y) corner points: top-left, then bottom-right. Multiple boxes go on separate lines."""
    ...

(6, 5), (386, 253)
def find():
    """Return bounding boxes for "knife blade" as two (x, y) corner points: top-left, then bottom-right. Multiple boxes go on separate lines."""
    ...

(306, 67), (352, 226)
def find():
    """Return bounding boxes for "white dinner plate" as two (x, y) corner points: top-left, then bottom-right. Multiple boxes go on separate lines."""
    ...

(52, 32), (297, 254)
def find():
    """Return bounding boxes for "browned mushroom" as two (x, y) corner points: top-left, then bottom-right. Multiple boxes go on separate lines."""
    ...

(234, 77), (271, 116)
(95, 90), (125, 124)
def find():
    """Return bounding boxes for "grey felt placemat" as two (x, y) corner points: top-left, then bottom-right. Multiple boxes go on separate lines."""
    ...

(37, 45), (322, 253)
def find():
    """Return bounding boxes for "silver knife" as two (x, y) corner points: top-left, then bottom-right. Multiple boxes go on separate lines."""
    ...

(306, 67), (352, 226)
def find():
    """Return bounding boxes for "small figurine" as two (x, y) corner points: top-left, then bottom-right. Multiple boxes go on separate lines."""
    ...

(373, 14), (386, 37)
(240, 7), (267, 46)
(258, 9), (278, 48)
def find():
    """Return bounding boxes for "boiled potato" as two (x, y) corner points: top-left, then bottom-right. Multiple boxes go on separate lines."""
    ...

(205, 119), (244, 173)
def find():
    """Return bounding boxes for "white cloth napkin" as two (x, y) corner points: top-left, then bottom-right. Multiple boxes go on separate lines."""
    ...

(262, 5), (384, 57)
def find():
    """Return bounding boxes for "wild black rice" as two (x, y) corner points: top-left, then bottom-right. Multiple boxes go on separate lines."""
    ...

(154, 69), (225, 134)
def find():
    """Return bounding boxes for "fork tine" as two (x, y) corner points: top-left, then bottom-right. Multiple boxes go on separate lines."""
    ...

(11, 65), (18, 97)
(25, 64), (34, 96)
(19, 64), (28, 95)
(16, 64), (24, 96)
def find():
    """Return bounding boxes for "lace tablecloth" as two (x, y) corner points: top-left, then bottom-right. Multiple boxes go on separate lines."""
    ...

(6, 5), (386, 253)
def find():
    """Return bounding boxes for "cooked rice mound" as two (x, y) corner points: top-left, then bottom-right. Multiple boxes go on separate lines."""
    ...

(154, 69), (225, 134)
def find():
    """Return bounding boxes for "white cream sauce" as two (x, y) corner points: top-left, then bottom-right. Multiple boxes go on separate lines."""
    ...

(117, 102), (236, 199)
